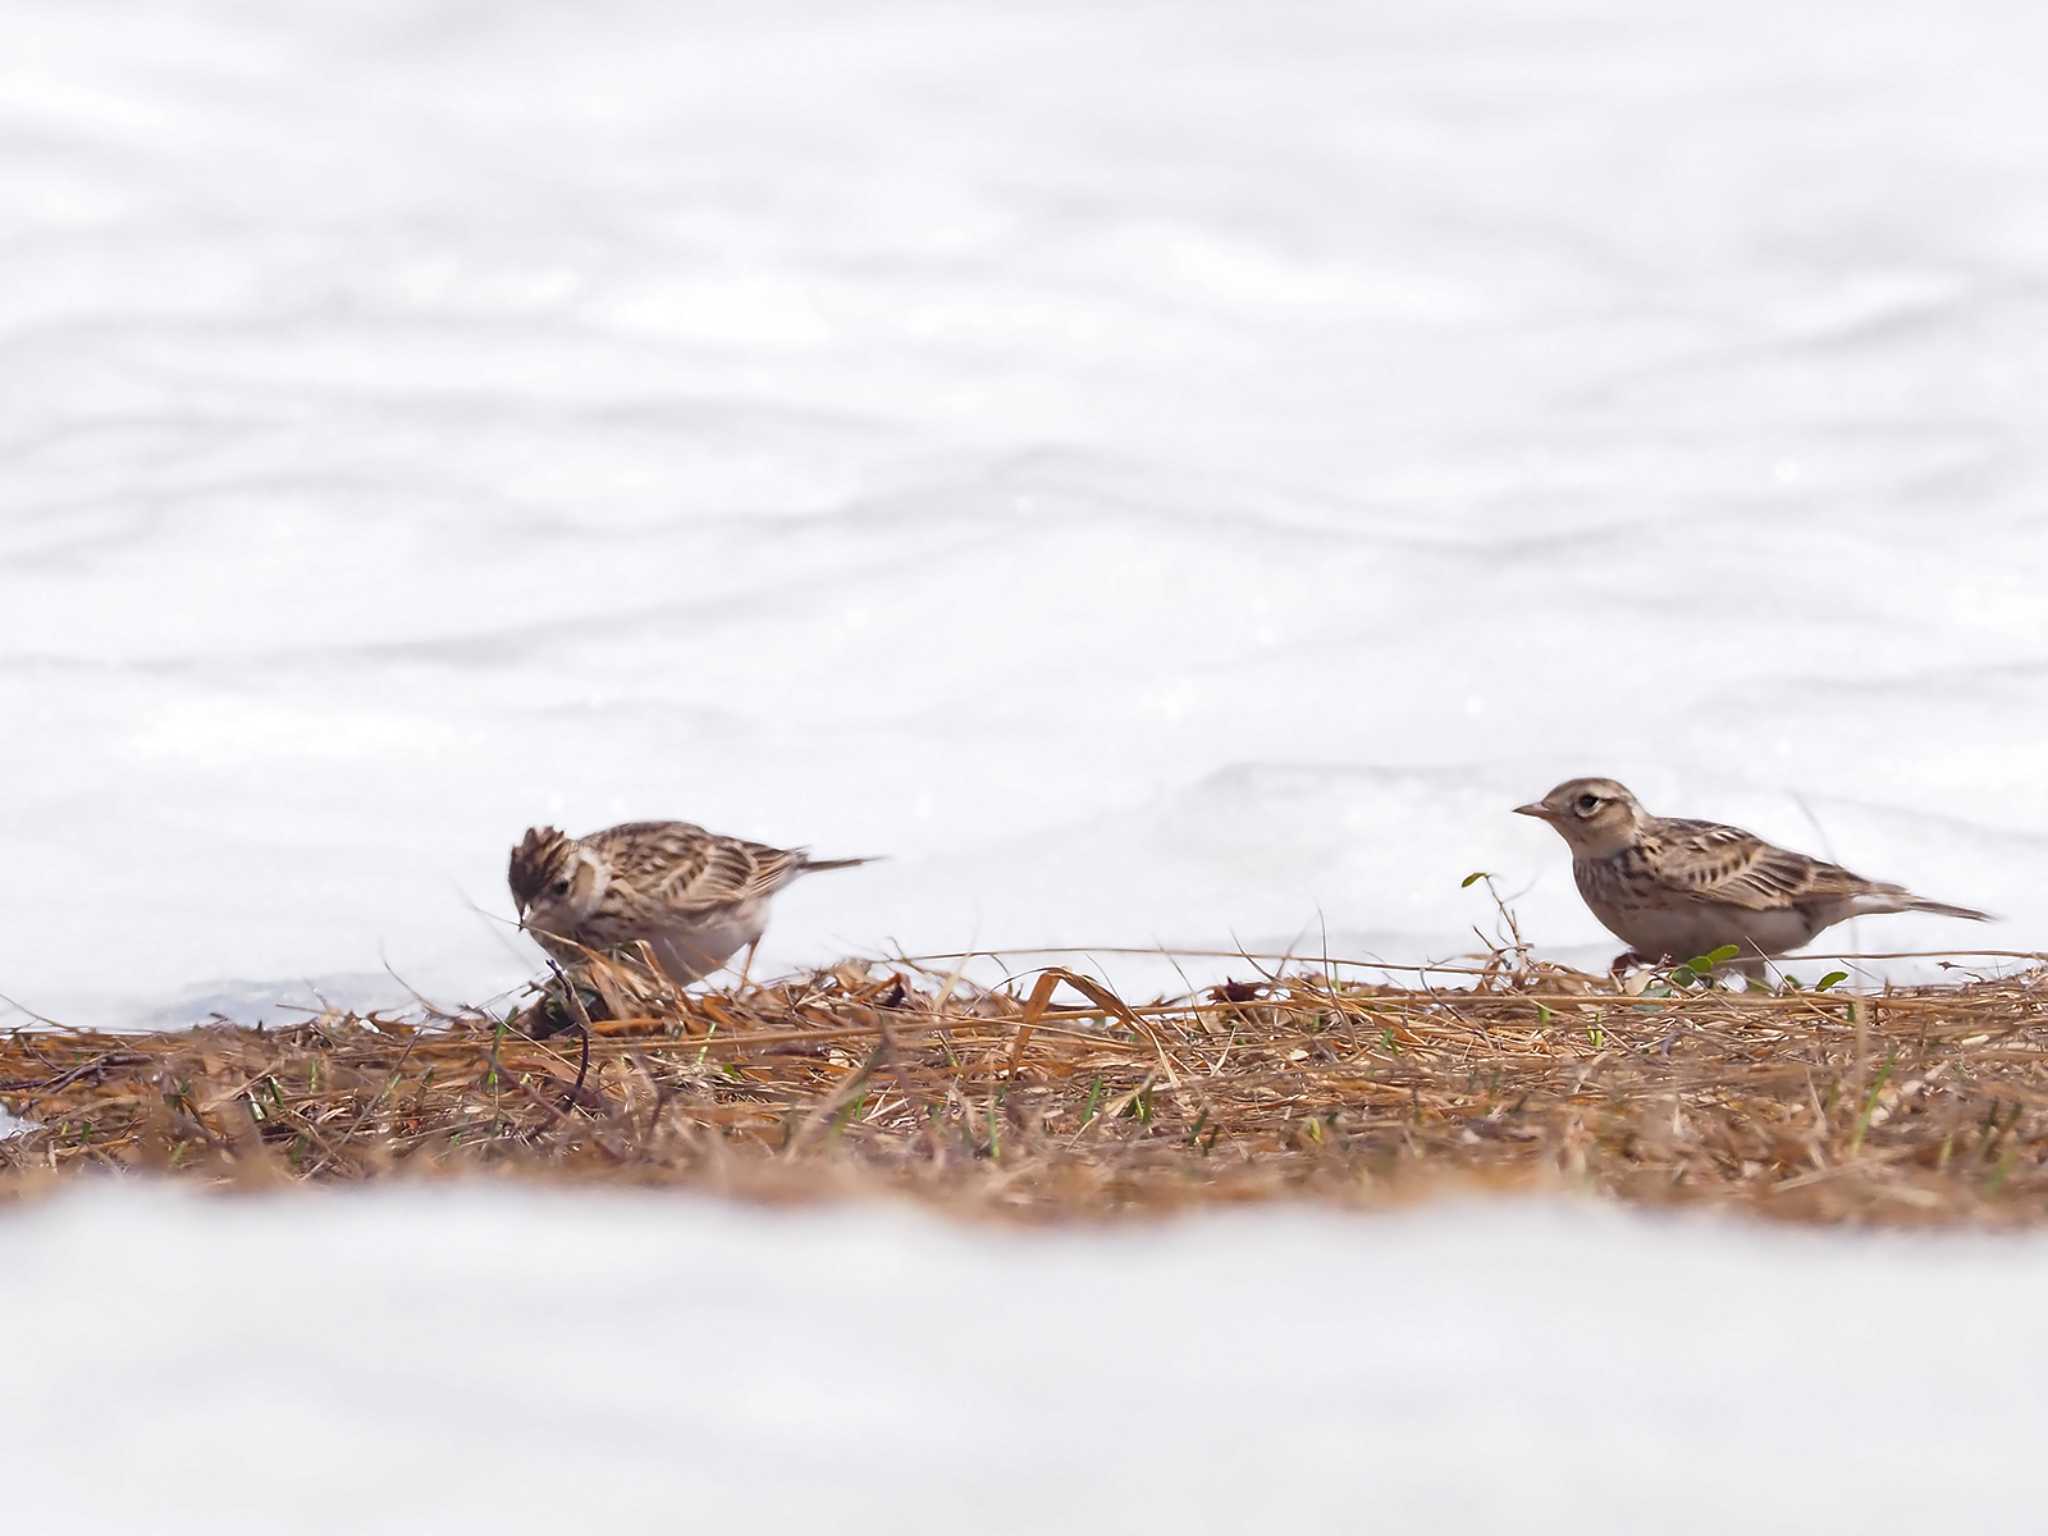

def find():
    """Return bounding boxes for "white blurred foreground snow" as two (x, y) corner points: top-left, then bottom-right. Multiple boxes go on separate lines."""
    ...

(3, 0), (2046, 1028)
(7, 1187), (2046, 1532)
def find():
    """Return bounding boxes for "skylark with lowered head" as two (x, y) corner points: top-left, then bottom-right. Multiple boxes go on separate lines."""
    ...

(1515, 777), (1991, 976)
(508, 820), (874, 985)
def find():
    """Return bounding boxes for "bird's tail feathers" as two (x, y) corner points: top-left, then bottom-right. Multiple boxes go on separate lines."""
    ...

(1903, 895), (1995, 923)
(1851, 886), (1994, 923)
(798, 855), (883, 876)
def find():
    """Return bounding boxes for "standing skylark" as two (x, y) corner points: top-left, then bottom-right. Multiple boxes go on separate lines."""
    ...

(508, 821), (874, 985)
(1515, 777), (1991, 976)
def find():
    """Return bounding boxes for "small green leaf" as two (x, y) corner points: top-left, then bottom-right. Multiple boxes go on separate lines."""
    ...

(1705, 944), (1741, 966)
(1815, 971), (1850, 993)
(1081, 1074), (1104, 1126)
(828, 1092), (867, 1143)
(1988, 1144), (2018, 1195)
(1461, 871), (1489, 889)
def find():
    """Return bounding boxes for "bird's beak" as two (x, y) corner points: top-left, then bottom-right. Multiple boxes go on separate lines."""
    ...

(1513, 802), (1556, 820)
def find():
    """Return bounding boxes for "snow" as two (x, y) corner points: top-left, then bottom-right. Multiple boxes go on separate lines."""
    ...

(4, 0), (2043, 1029)
(4, 1185), (2046, 1531)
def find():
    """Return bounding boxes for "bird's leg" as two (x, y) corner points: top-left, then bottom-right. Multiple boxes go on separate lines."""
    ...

(570, 1004), (592, 1097)
(546, 960), (594, 1099)
(736, 936), (762, 992)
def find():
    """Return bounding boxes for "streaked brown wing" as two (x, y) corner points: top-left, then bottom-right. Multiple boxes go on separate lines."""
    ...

(1643, 818), (1869, 912)
(675, 836), (809, 908)
(588, 821), (712, 897)
(586, 820), (814, 911)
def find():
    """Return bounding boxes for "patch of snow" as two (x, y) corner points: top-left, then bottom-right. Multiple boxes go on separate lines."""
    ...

(4, 0), (2045, 1026)
(6, 1187), (2048, 1531)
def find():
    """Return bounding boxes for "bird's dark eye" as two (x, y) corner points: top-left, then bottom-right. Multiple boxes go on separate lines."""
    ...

(1575, 793), (1601, 813)
(550, 878), (571, 896)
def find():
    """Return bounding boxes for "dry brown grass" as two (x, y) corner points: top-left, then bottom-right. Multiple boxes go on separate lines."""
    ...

(4, 947), (2047, 1225)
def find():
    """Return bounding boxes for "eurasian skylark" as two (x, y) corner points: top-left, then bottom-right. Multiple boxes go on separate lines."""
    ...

(508, 821), (873, 985)
(1515, 777), (1991, 976)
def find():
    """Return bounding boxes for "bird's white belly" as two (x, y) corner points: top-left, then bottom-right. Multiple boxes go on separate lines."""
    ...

(1596, 901), (1821, 962)
(643, 905), (767, 985)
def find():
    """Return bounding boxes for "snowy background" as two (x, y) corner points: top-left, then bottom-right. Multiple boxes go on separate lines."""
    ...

(5, 1), (2048, 1523)
(5, 0), (2044, 1029)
